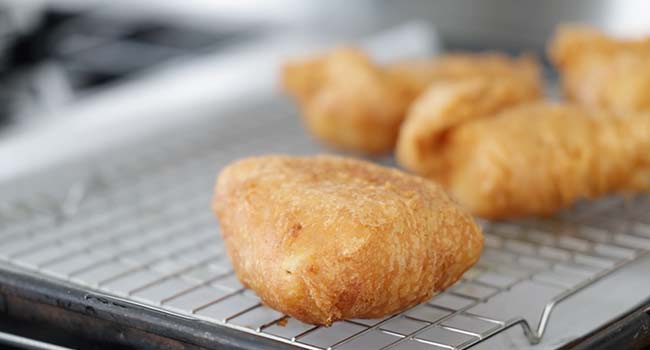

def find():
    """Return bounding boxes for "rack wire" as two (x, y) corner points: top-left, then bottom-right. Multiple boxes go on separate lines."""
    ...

(1, 102), (649, 350)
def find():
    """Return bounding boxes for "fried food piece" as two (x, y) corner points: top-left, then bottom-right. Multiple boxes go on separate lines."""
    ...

(385, 52), (541, 100)
(282, 48), (542, 155)
(283, 49), (411, 155)
(397, 79), (650, 218)
(397, 78), (543, 177)
(549, 26), (650, 113)
(213, 155), (483, 325)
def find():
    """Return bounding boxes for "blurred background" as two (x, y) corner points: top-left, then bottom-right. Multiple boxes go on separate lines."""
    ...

(1, 0), (650, 180)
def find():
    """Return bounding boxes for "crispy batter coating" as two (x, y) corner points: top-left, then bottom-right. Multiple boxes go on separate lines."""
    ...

(213, 155), (483, 325)
(283, 49), (411, 155)
(549, 26), (650, 113)
(397, 78), (542, 177)
(385, 52), (541, 100)
(282, 48), (542, 155)
(397, 79), (650, 218)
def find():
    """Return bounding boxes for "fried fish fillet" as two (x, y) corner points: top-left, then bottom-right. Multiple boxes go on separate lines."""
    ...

(213, 155), (483, 325)
(283, 49), (411, 155)
(549, 26), (650, 113)
(397, 79), (650, 218)
(385, 52), (541, 101)
(282, 48), (542, 155)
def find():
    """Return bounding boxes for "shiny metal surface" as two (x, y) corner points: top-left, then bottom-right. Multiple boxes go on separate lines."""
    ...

(0, 330), (74, 350)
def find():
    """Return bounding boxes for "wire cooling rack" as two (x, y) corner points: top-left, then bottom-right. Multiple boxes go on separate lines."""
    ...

(1, 100), (649, 350)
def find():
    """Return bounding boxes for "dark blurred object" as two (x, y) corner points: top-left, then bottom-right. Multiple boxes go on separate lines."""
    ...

(0, 5), (254, 126)
(1, 9), (74, 69)
(0, 6), (16, 125)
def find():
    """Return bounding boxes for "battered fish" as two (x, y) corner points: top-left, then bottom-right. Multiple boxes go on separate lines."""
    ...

(213, 155), (483, 325)
(397, 79), (650, 218)
(549, 26), (650, 113)
(282, 48), (542, 154)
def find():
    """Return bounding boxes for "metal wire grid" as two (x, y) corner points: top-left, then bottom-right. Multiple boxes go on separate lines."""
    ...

(1, 106), (650, 350)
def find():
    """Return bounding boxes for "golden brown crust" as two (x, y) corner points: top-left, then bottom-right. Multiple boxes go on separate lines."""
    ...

(549, 26), (650, 113)
(385, 52), (541, 100)
(448, 104), (650, 217)
(282, 48), (542, 155)
(213, 155), (483, 325)
(396, 77), (542, 177)
(396, 79), (650, 218)
(282, 48), (410, 155)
